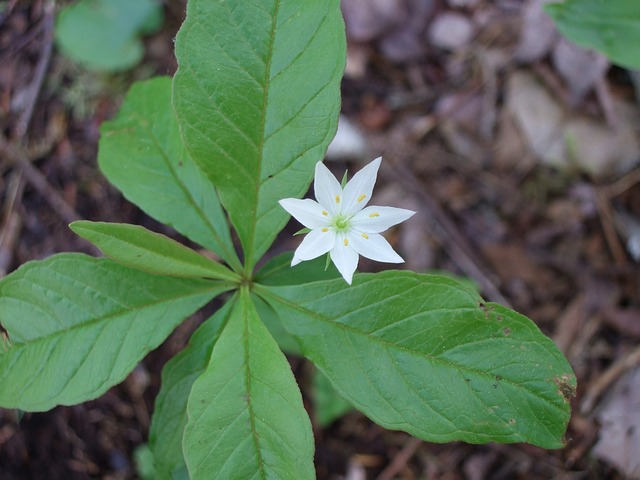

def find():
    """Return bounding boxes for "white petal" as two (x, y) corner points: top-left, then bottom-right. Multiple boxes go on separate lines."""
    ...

(342, 157), (381, 215)
(292, 228), (336, 263)
(330, 234), (359, 284)
(348, 231), (404, 263)
(314, 161), (343, 216)
(279, 198), (331, 229)
(351, 206), (416, 233)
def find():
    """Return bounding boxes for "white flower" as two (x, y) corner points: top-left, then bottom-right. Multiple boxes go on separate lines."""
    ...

(278, 157), (416, 284)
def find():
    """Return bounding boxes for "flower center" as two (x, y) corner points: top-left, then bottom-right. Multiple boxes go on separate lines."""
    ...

(333, 215), (350, 232)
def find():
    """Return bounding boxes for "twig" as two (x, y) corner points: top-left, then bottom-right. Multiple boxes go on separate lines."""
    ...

(0, 136), (81, 225)
(595, 188), (628, 267)
(14, 0), (55, 138)
(376, 437), (421, 480)
(0, 171), (24, 277)
(581, 343), (640, 414)
(604, 167), (640, 198)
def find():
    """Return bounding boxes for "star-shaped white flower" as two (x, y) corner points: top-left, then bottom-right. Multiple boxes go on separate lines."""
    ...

(279, 157), (416, 284)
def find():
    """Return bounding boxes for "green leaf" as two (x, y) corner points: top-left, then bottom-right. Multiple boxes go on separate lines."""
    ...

(257, 271), (575, 449)
(545, 0), (640, 69)
(255, 252), (340, 286)
(183, 289), (314, 479)
(173, 0), (346, 270)
(149, 300), (235, 479)
(55, 0), (163, 71)
(312, 369), (353, 427)
(70, 221), (239, 282)
(99, 77), (241, 271)
(252, 293), (301, 356)
(0, 254), (230, 411)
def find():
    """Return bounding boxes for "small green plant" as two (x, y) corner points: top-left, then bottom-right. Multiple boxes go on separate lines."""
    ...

(1, 1), (575, 478)
(55, 0), (163, 71)
(546, 0), (640, 69)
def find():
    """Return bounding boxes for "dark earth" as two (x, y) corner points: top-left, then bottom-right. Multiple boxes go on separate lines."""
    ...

(1, 0), (640, 478)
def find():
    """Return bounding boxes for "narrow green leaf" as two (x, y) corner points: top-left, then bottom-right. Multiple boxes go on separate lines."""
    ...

(545, 0), (640, 69)
(149, 300), (235, 479)
(183, 289), (314, 479)
(0, 254), (230, 411)
(258, 272), (575, 449)
(99, 77), (241, 271)
(70, 221), (239, 282)
(173, 0), (346, 270)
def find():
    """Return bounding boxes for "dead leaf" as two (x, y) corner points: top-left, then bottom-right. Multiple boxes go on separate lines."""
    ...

(593, 367), (640, 478)
(552, 38), (609, 104)
(515, 0), (558, 63)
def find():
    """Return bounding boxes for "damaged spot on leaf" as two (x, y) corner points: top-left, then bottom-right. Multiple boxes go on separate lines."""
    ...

(478, 301), (495, 319)
(554, 373), (577, 403)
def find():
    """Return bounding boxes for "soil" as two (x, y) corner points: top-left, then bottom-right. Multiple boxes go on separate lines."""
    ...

(1, 1), (639, 479)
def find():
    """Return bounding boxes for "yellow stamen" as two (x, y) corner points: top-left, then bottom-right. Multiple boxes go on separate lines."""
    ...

(321, 227), (329, 232)
(369, 212), (380, 218)
(335, 195), (340, 204)
(343, 238), (349, 246)
(361, 233), (369, 239)
(357, 194), (366, 202)
(322, 210), (328, 216)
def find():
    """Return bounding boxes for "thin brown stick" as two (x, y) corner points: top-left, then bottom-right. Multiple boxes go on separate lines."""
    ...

(376, 437), (422, 480)
(0, 136), (81, 225)
(581, 343), (640, 414)
(14, 0), (55, 138)
(0, 171), (24, 277)
(595, 189), (628, 267)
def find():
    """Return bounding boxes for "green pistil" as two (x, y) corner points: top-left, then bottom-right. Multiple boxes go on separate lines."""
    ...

(333, 215), (350, 231)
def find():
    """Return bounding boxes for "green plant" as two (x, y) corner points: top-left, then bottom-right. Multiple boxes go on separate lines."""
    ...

(546, 0), (640, 69)
(1, 1), (575, 478)
(55, 0), (163, 71)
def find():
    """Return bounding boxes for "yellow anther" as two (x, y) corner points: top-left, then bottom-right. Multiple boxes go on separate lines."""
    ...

(335, 195), (341, 204)
(322, 210), (328, 216)
(343, 238), (349, 246)
(357, 194), (366, 202)
(321, 227), (329, 232)
(361, 233), (369, 239)
(369, 212), (380, 218)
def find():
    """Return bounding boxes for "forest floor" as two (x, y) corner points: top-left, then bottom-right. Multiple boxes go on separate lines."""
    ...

(1, 0), (639, 479)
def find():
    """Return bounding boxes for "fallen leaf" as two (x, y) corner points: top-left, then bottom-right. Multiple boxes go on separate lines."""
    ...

(552, 38), (609, 104)
(593, 367), (640, 478)
(515, 0), (558, 63)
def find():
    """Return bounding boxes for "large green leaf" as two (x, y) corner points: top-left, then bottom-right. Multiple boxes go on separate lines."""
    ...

(173, 0), (346, 270)
(183, 289), (314, 479)
(545, 0), (640, 69)
(257, 271), (575, 449)
(99, 77), (241, 271)
(70, 221), (239, 282)
(0, 254), (230, 411)
(149, 300), (235, 480)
